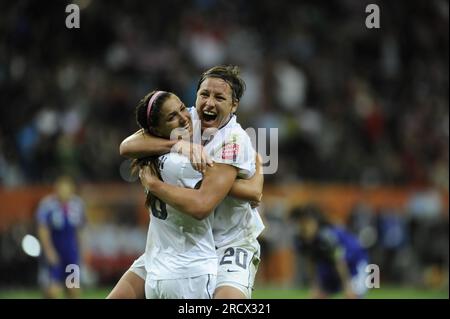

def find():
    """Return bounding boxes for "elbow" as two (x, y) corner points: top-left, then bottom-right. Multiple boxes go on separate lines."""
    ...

(190, 207), (211, 221)
(247, 190), (262, 203)
(188, 199), (214, 220)
(119, 139), (131, 157)
(192, 212), (208, 221)
(251, 191), (263, 203)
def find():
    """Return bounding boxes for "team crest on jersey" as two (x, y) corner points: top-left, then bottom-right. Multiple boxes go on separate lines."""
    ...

(221, 143), (239, 160)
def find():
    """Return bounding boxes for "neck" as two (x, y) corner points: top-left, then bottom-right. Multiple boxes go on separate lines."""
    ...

(220, 114), (233, 129)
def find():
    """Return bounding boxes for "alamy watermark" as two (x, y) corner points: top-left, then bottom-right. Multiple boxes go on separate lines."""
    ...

(66, 3), (381, 30)
(65, 4), (80, 29)
(365, 4), (380, 29)
(168, 120), (279, 175)
(365, 263), (380, 289)
(65, 264), (80, 288)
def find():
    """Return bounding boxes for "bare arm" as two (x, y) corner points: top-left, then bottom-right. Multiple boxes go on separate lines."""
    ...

(140, 163), (238, 220)
(37, 224), (59, 265)
(229, 154), (264, 202)
(119, 129), (177, 158)
(120, 130), (212, 172)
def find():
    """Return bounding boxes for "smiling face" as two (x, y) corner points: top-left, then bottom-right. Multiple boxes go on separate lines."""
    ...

(153, 94), (192, 139)
(195, 77), (238, 130)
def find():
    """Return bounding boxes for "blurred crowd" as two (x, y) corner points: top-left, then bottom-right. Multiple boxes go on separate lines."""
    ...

(1, 0), (448, 189)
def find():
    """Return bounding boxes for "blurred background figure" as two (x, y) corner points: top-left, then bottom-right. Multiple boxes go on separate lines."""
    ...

(256, 201), (296, 288)
(36, 175), (85, 298)
(291, 205), (369, 299)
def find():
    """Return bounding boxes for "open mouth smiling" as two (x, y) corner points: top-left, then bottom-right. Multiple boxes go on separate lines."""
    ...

(202, 110), (217, 123)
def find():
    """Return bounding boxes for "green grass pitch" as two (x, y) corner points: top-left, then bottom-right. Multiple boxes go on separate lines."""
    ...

(0, 286), (447, 299)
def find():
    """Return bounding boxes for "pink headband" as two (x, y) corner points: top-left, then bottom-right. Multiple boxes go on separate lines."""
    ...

(146, 91), (165, 128)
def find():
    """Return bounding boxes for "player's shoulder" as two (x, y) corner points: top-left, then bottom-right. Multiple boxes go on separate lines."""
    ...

(159, 152), (191, 170)
(39, 194), (57, 206)
(36, 195), (58, 217)
(225, 117), (247, 134)
(221, 122), (252, 146)
(158, 152), (201, 186)
(330, 225), (356, 242)
(70, 195), (85, 206)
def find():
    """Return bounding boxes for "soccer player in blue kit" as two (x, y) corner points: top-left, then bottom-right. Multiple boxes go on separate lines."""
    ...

(291, 205), (369, 299)
(36, 175), (85, 298)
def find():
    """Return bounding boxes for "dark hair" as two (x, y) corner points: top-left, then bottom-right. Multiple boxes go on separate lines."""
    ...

(135, 91), (172, 133)
(290, 204), (329, 228)
(197, 65), (246, 103)
(131, 90), (172, 208)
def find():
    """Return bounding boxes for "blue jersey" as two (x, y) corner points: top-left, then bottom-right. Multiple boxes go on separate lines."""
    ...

(297, 226), (367, 274)
(327, 227), (368, 276)
(36, 195), (85, 263)
(296, 225), (368, 294)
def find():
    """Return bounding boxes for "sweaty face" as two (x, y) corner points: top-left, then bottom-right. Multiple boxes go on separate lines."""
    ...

(154, 94), (192, 139)
(196, 77), (238, 130)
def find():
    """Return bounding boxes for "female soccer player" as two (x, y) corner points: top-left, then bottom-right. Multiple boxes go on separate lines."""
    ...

(108, 89), (263, 298)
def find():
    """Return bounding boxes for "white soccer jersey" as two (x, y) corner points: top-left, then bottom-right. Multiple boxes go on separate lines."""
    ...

(190, 108), (265, 248)
(143, 152), (217, 280)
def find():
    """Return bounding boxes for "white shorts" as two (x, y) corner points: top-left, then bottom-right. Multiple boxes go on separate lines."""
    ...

(216, 238), (261, 299)
(145, 274), (216, 299)
(128, 254), (146, 280)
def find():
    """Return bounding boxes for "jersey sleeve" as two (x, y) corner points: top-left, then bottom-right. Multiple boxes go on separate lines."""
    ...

(36, 198), (51, 225)
(179, 161), (203, 189)
(211, 129), (256, 179)
(159, 153), (203, 189)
